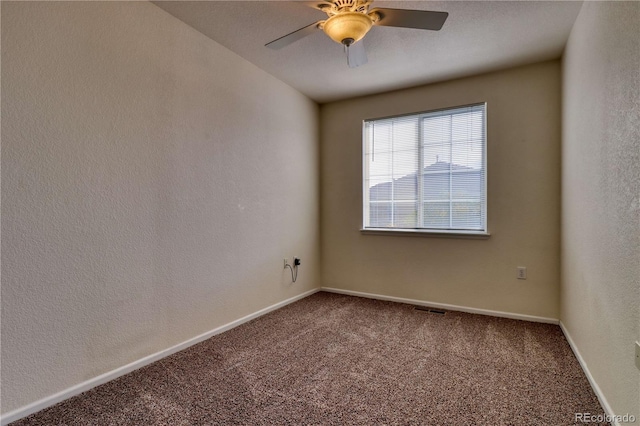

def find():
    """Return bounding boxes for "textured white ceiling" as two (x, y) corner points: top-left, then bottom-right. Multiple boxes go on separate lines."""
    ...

(153, 1), (582, 103)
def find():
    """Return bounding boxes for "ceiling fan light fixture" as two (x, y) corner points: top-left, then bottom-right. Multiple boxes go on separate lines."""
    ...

(322, 12), (373, 45)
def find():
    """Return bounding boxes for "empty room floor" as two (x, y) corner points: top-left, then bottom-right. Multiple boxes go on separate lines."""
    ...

(11, 292), (607, 425)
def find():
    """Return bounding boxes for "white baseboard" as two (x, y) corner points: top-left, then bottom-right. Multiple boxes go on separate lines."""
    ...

(559, 321), (619, 426)
(0, 288), (320, 426)
(320, 287), (560, 324)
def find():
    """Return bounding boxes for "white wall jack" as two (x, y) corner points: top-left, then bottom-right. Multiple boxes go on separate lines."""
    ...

(516, 266), (527, 280)
(283, 258), (289, 269)
(635, 341), (640, 371)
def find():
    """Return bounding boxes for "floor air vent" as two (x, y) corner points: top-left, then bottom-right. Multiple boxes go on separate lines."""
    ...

(414, 306), (446, 315)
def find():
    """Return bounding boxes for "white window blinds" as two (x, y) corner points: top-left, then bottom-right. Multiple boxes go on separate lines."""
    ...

(363, 103), (487, 233)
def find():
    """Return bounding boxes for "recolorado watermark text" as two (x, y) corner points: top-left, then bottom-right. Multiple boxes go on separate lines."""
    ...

(575, 412), (636, 423)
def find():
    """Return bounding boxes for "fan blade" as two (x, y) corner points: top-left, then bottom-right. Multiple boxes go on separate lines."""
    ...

(265, 21), (322, 50)
(370, 8), (448, 31)
(346, 40), (368, 68)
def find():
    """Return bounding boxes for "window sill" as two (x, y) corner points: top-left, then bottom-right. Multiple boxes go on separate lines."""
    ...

(360, 228), (491, 239)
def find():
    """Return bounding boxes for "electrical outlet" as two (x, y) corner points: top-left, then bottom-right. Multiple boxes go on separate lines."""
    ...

(284, 258), (289, 269)
(635, 341), (640, 371)
(517, 266), (527, 280)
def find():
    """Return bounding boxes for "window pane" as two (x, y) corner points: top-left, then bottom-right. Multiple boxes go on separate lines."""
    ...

(367, 178), (392, 201)
(423, 142), (450, 166)
(423, 202), (450, 228)
(422, 115), (451, 145)
(368, 202), (418, 228)
(369, 202), (392, 228)
(392, 147), (418, 183)
(394, 202), (418, 228)
(451, 140), (483, 169)
(452, 202), (482, 229)
(393, 175), (417, 201)
(366, 151), (392, 179)
(451, 170), (482, 200)
(423, 172), (450, 200)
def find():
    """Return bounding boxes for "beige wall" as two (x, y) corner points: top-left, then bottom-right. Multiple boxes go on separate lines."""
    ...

(321, 61), (561, 319)
(1, 1), (319, 414)
(561, 1), (640, 419)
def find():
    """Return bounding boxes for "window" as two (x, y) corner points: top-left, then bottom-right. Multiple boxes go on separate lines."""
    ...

(363, 103), (487, 234)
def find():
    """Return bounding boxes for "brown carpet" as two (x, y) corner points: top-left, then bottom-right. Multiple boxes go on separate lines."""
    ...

(11, 292), (608, 425)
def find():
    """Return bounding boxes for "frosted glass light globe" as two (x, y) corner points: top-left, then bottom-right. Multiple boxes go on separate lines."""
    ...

(322, 12), (373, 45)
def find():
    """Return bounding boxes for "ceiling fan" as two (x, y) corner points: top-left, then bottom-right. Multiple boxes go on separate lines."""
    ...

(265, 0), (448, 68)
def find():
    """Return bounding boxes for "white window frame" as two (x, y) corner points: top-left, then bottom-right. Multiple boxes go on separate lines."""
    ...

(361, 103), (489, 238)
